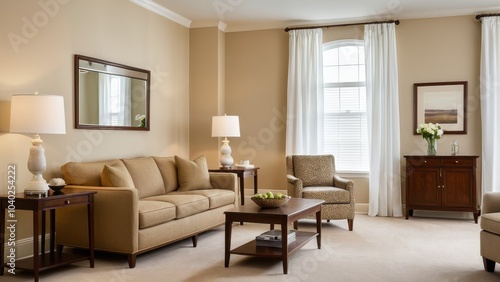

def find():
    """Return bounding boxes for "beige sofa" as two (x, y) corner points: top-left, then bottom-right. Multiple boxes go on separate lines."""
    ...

(480, 192), (500, 272)
(55, 155), (238, 268)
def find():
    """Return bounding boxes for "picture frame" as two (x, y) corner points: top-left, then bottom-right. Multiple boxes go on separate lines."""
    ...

(413, 81), (467, 135)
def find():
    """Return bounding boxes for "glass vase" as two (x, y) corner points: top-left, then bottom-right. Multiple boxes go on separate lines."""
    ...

(426, 138), (437, 156)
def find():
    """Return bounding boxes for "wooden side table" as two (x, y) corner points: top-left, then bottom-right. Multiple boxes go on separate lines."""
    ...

(209, 167), (259, 205)
(0, 189), (96, 281)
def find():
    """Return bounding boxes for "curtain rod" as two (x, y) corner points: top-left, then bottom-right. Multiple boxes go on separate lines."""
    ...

(284, 19), (399, 32)
(476, 13), (500, 20)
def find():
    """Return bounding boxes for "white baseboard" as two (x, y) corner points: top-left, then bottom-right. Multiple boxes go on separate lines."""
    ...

(3, 234), (51, 261)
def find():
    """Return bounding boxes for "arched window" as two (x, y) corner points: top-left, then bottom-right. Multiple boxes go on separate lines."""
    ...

(323, 40), (368, 173)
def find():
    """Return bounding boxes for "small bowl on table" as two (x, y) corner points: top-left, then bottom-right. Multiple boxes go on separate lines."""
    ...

(48, 185), (66, 194)
(251, 196), (290, 208)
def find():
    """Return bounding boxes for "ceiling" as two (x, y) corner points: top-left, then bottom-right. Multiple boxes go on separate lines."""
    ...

(135, 0), (500, 32)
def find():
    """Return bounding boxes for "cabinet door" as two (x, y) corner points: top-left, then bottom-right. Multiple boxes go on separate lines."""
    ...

(407, 167), (441, 207)
(441, 168), (474, 208)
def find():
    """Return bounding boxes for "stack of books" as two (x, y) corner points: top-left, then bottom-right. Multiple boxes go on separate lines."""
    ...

(255, 229), (296, 248)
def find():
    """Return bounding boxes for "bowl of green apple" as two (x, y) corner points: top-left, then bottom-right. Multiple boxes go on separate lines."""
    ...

(251, 192), (290, 208)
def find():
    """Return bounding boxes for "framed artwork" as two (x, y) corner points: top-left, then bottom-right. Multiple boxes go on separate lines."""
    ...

(413, 81), (467, 134)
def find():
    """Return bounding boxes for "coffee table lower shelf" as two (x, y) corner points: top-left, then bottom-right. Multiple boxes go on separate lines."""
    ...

(230, 231), (318, 258)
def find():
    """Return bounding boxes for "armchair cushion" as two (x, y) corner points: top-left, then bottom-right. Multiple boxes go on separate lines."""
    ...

(292, 155), (334, 187)
(302, 187), (350, 204)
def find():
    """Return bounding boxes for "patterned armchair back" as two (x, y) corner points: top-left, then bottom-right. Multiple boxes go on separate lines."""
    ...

(286, 155), (336, 187)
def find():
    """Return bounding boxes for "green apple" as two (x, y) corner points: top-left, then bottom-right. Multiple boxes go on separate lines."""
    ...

(267, 191), (274, 199)
(276, 193), (283, 199)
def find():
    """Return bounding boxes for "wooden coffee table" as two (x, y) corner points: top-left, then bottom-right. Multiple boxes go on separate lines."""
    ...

(224, 198), (324, 274)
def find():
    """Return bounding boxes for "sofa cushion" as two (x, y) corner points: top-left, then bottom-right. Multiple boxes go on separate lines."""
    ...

(122, 157), (165, 199)
(175, 155), (213, 191)
(101, 161), (135, 188)
(173, 189), (235, 209)
(302, 186), (350, 204)
(293, 155), (334, 187)
(481, 213), (500, 235)
(153, 156), (178, 193)
(61, 160), (117, 186)
(145, 194), (209, 219)
(138, 200), (176, 229)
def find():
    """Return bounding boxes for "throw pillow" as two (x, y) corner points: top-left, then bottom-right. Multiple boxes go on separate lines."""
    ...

(101, 161), (135, 188)
(175, 155), (213, 191)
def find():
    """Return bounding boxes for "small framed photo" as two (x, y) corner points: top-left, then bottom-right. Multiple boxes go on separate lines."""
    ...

(413, 81), (467, 134)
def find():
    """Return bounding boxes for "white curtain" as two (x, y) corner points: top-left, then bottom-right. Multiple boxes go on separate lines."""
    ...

(365, 23), (403, 217)
(286, 29), (324, 155)
(98, 74), (132, 126)
(480, 16), (500, 193)
(98, 73), (112, 125)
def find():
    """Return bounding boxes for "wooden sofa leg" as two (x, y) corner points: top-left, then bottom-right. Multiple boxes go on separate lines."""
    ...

(128, 254), (137, 268)
(293, 221), (299, 230)
(327, 219), (330, 222)
(483, 257), (496, 272)
(348, 219), (354, 231)
(56, 244), (64, 254)
(192, 234), (198, 247)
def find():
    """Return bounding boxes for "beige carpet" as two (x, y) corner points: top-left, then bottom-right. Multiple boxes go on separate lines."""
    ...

(4, 214), (500, 282)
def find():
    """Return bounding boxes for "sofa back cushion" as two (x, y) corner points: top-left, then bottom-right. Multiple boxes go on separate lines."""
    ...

(122, 157), (165, 198)
(175, 155), (213, 191)
(101, 161), (135, 188)
(61, 160), (118, 186)
(153, 156), (178, 193)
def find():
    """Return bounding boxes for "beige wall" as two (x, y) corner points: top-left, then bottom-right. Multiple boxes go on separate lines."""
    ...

(0, 0), (189, 247)
(206, 15), (483, 214)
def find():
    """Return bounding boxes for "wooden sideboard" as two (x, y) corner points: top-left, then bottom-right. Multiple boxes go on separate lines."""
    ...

(404, 155), (479, 223)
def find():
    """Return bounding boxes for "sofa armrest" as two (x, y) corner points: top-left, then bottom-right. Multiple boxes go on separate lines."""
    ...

(287, 175), (303, 198)
(56, 185), (139, 254)
(209, 172), (239, 205)
(482, 192), (500, 215)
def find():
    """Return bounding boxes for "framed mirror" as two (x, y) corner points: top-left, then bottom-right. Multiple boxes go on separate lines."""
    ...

(74, 54), (150, 130)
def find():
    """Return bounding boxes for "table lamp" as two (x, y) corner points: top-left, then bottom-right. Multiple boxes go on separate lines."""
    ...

(212, 115), (240, 168)
(10, 93), (66, 196)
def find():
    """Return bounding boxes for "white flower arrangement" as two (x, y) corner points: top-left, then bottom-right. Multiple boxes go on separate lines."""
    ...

(416, 123), (443, 140)
(135, 114), (146, 127)
(416, 123), (443, 155)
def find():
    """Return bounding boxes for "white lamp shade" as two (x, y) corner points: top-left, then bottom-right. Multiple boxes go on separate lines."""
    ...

(10, 94), (66, 134)
(212, 115), (240, 137)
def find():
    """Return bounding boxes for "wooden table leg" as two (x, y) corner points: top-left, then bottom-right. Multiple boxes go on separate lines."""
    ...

(253, 171), (258, 195)
(41, 210), (46, 256)
(88, 195), (95, 268)
(238, 173), (245, 205)
(224, 217), (232, 267)
(316, 209), (322, 249)
(50, 210), (55, 257)
(33, 210), (40, 282)
(281, 222), (288, 274)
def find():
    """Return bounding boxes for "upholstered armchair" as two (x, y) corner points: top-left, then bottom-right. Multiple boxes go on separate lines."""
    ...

(480, 192), (500, 272)
(286, 155), (355, 231)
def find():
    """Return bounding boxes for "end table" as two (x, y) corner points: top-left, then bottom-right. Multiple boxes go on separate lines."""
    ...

(209, 166), (259, 205)
(0, 189), (96, 282)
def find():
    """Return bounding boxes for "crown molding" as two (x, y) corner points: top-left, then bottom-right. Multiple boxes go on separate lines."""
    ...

(129, 0), (192, 28)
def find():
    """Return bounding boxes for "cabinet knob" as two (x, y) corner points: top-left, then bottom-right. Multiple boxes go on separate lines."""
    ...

(65, 200), (71, 205)
(424, 161), (427, 163)
(455, 161), (459, 163)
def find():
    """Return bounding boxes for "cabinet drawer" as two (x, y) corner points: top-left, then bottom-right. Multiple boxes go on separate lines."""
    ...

(442, 158), (473, 167)
(407, 157), (441, 167)
(44, 195), (89, 209)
